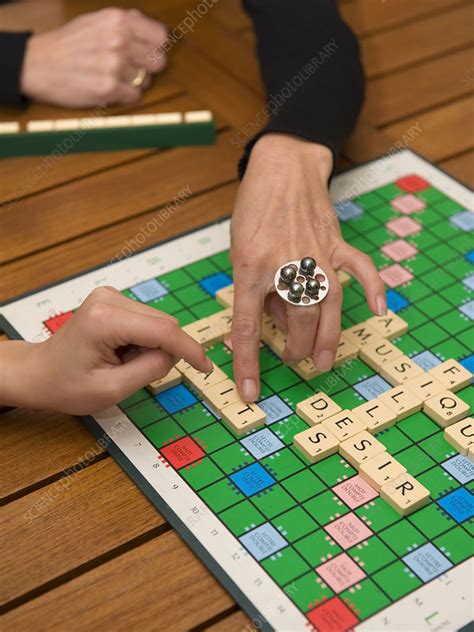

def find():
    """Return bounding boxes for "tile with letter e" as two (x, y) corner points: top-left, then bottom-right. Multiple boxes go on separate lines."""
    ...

(240, 428), (284, 459)
(437, 488), (474, 522)
(130, 278), (167, 302)
(155, 384), (197, 414)
(239, 523), (287, 561)
(230, 463), (275, 496)
(322, 410), (367, 442)
(402, 543), (452, 582)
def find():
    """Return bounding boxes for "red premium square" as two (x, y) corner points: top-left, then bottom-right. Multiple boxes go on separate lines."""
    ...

(160, 437), (205, 469)
(396, 174), (429, 192)
(307, 596), (358, 632)
(44, 311), (74, 333)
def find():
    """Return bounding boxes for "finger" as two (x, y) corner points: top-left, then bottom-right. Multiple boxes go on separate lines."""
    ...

(113, 348), (175, 396)
(313, 276), (343, 372)
(128, 9), (169, 47)
(232, 281), (265, 403)
(283, 303), (319, 364)
(337, 244), (387, 316)
(83, 287), (177, 322)
(128, 39), (167, 74)
(111, 82), (142, 105)
(269, 294), (288, 333)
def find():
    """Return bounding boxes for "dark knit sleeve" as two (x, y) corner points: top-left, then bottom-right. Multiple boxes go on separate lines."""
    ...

(239, 0), (365, 178)
(0, 32), (31, 106)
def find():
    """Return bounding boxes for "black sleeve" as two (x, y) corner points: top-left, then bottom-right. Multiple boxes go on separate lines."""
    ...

(239, 0), (365, 178)
(0, 32), (31, 106)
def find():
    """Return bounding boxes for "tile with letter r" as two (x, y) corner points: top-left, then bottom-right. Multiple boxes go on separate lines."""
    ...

(240, 428), (284, 460)
(230, 462), (275, 496)
(449, 210), (474, 231)
(239, 523), (287, 561)
(437, 488), (474, 523)
(379, 264), (414, 288)
(130, 278), (168, 302)
(402, 543), (452, 582)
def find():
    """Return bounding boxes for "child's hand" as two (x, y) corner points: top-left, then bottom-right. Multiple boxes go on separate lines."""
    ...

(1, 287), (212, 415)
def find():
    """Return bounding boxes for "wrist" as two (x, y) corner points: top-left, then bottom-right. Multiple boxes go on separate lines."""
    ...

(0, 340), (48, 409)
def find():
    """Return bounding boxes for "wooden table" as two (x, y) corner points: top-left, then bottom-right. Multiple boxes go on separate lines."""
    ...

(1, 1), (472, 629)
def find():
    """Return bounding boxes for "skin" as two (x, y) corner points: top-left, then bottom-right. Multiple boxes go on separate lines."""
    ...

(20, 8), (168, 107)
(0, 287), (212, 415)
(230, 133), (387, 403)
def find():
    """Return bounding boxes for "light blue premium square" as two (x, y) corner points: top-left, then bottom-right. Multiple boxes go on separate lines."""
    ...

(199, 272), (233, 296)
(412, 350), (443, 371)
(450, 210), (474, 232)
(241, 428), (284, 459)
(239, 522), (288, 561)
(354, 375), (392, 400)
(459, 300), (474, 320)
(334, 200), (364, 221)
(463, 273), (474, 291)
(230, 463), (275, 496)
(259, 395), (293, 424)
(402, 543), (452, 582)
(130, 278), (168, 302)
(155, 384), (197, 414)
(438, 488), (474, 523)
(442, 454), (474, 484)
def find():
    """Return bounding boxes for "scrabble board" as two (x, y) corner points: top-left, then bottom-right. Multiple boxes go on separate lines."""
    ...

(1, 150), (473, 632)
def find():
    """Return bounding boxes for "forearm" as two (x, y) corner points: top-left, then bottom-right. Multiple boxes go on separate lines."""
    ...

(0, 341), (43, 409)
(0, 32), (31, 106)
(240, 0), (365, 176)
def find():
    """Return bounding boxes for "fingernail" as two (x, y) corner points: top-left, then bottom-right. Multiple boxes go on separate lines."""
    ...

(315, 350), (334, 372)
(205, 358), (214, 373)
(375, 294), (387, 316)
(241, 378), (258, 402)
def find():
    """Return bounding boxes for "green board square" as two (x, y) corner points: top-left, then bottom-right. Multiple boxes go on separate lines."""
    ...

(308, 371), (347, 396)
(303, 490), (349, 526)
(411, 321), (450, 347)
(127, 399), (167, 428)
(355, 190), (384, 210)
(408, 230), (438, 250)
(457, 328), (474, 349)
(432, 338), (470, 362)
(393, 333), (425, 357)
(192, 422), (234, 453)
(159, 268), (192, 291)
(457, 385), (474, 409)
(261, 448), (305, 481)
(191, 299), (223, 319)
(281, 469), (326, 503)
(366, 227), (396, 248)
(148, 293), (183, 314)
(422, 268), (454, 291)
(208, 250), (232, 271)
(252, 485), (296, 519)
(207, 342), (233, 366)
(294, 529), (342, 566)
(378, 183), (403, 200)
(338, 358), (375, 384)
(426, 243), (458, 266)
(351, 214), (379, 233)
(341, 579), (390, 621)
(332, 387), (365, 410)
(271, 506), (318, 542)
(397, 412), (438, 442)
(379, 520), (426, 556)
(350, 303), (374, 323)
(312, 454), (356, 487)
(420, 434), (457, 463)
(141, 418), (185, 447)
(211, 443), (254, 474)
(119, 388), (149, 409)
(280, 383), (314, 409)
(174, 308), (196, 326)
(405, 254), (435, 276)
(355, 497), (400, 531)
(399, 279), (432, 301)
(417, 187), (446, 204)
(408, 503), (455, 539)
(343, 287), (364, 310)
(262, 365), (301, 393)
(417, 294), (452, 319)
(180, 457), (222, 490)
(261, 547), (309, 586)
(373, 561), (422, 601)
(186, 258), (219, 280)
(286, 571), (334, 613)
(429, 221), (462, 241)
(434, 527), (473, 564)
(376, 426), (412, 454)
(348, 536), (396, 575)
(219, 500), (265, 536)
(397, 306), (428, 329)
(396, 445), (436, 477)
(437, 310), (471, 336)
(174, 404), (216, 434)
(444, 283), (472, 307)
(200, 478), (243, 512)
(259, 346), (281, 372)
(272, 415), (309, 445)
(417, 466), (460, 500)
(174, 284), (209, 306)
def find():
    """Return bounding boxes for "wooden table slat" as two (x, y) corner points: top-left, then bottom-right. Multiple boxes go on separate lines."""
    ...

(440, 148), (474, 187)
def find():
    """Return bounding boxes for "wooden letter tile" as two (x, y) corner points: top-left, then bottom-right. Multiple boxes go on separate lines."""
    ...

(203, 379), (241, 410)
(183, 318), (223, 346)
(424, 391), (470, 428)
(352, 400), (397, 433)
(293, 357), (320, 380)
(334, 336), (358, 367)
(322, 410), (367, 442)
(208, 307), (233, 336)
(404, 374), (445, 401)
(366, 310), (408, 339)
(336, 269), (351, 287)
(378, 386), (422, 421)
(182, 363), (228, 393)
(294, 426), (339, 463)
(429, 359), (472, 393)
(296, 393), (342, 426)
(380, 473), (430, 516)
(343, 324), (380, 349)
(359, 453), (407, 492)
(215, 284), (234, 307)
(221, 402), (266, 436)
(359, 339), (403, 371)
(379, 355), (424, 385)
(339, 430), (386, 468)
(147, 367), (182, 395)
(444, 417), (474, 455)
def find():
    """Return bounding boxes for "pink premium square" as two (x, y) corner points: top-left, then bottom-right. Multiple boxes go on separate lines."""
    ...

(381, 239), (418, 262)
(316, 553), (366, 593)
(333, 475), (378, 510)
(391, 194), (426, 214)
(386, 216), (422, 238)
(324, 513), (373, 549)
(379, 264), (414, 288)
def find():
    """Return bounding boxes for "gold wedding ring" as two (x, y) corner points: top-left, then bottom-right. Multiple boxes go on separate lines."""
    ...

(130, 67), (147, 88)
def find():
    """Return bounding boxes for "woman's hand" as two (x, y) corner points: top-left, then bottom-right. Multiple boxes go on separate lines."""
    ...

(230, 133), (386, 402)
(0, 287), (212, 414)
(21, 8), (168, 107)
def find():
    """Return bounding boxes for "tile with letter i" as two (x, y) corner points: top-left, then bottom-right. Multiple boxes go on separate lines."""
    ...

(296, 392), (342, 425)
(404, 373), (445, 401)
(293, 425), (339, 463)
(380, 472), (430, 516)
(444, 417), (474, 455)
(359, 452), (407, 491)
(182, 318), (224, 346)
(429, 359), (472, 392)
(423, 391), (470, 428)
(339, 431), (386, 468)
(202, 379), (241, 410)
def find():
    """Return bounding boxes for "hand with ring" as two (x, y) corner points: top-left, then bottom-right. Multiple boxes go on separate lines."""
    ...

(230, 133), (387, 403)
(21, 8), (168, 107)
